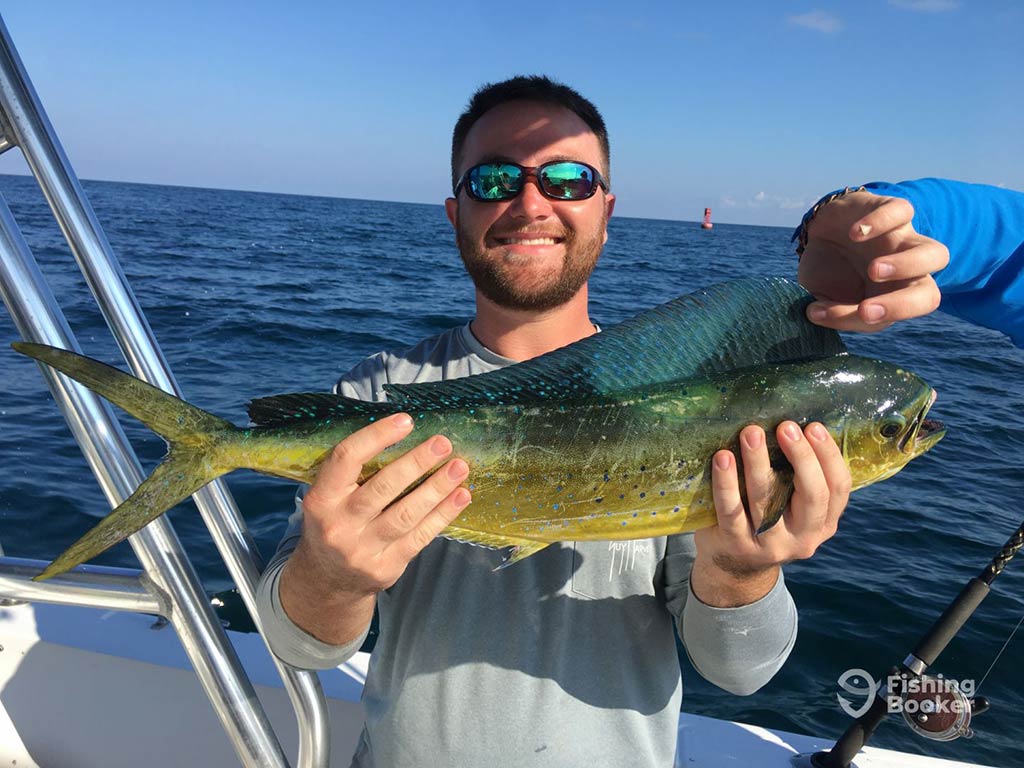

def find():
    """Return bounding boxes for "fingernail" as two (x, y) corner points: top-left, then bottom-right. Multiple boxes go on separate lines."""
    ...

(783, 422), (801, 441)
(857, 223), (872, 238)
(863, 303), (886, 323)
(874, 262), (894, 279)
(808, 305), (827, 322)
(394, 413), (414, 429)
(447, 459), (468, 480)
(742, 428), (763, 450)
(808, 423), (828, 442)
(431, 436), (452, 456)
(714, 452), (732, 470)
(453, 488), (472, 508)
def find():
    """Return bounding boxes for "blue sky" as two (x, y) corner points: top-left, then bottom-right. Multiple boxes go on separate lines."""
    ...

(0, 1), (1020, 226)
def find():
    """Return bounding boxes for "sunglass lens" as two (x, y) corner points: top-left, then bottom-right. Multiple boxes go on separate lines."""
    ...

(539, 162), (595, 200)
(469, 163), (522, 200)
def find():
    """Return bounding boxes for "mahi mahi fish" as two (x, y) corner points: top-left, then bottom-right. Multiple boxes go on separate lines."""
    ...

(13, 278), (945, 581)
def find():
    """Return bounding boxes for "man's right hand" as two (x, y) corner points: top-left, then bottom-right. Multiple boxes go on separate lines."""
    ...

(278, 412), (471, 645)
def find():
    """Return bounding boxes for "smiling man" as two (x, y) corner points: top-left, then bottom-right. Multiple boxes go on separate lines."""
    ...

(257, 76), (850, 767)
(449, 99), (612, 321)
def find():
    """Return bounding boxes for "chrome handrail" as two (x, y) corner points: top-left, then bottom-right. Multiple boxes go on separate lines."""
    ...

(0, 13), (330, 768)
(0, 160), (293, 768)
(0, 557), (163, 615)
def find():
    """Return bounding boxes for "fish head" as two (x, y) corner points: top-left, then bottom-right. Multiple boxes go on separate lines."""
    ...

(828, 357), (946, 490)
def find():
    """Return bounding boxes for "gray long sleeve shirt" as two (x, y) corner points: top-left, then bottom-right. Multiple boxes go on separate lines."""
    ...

(256, 323), (798, 767)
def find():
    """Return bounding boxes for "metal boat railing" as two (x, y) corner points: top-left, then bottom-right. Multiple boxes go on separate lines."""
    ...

(0, 14), (330, 768)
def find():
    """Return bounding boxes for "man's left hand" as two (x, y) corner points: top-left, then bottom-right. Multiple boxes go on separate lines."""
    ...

(691, 422), (850, 607)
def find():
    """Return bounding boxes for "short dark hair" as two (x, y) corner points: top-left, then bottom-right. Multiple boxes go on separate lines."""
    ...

(451, 75), (611, 192)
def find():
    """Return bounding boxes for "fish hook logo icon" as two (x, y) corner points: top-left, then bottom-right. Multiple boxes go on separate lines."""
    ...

(836, 668), (879, 718)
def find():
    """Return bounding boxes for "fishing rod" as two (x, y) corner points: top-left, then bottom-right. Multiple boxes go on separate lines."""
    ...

(794, 516), (1024, 768)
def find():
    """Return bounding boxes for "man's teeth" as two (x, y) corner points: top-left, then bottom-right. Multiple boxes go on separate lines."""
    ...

(500, 237), (558, 245)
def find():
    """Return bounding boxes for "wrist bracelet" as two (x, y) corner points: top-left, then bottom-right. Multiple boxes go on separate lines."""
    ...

(794, 186), (866, 257)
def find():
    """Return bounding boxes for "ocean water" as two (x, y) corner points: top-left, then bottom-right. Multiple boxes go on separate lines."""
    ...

(1, 174), (1022, 766)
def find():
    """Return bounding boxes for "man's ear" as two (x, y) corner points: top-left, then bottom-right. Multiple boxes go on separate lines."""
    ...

(603, 193), (616, 244)
(444, 197), (458, 229)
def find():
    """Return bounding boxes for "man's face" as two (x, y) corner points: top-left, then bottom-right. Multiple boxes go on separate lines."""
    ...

(445, 100), (616, 311)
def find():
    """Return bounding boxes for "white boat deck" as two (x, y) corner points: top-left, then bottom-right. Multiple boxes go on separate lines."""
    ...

(0, 601), (996, 768)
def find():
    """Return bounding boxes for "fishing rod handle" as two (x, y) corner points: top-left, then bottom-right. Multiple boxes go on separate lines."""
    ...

(811, 678), (894, 768)
(911, 577), (990, 668)
(913, 518), (1024, 668)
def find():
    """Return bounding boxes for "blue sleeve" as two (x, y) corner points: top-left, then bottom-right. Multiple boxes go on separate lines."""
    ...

(862, 179), (1024, 347)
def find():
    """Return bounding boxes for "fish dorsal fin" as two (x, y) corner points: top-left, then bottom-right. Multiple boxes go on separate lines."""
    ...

(383, 278), (844, 410)
(246, 392), (397, 427)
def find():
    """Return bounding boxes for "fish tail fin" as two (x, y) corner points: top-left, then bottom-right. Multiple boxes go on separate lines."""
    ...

(12, 342), (235, 442)
(12, 342), (237, 580)
(34, 450), (226, 580)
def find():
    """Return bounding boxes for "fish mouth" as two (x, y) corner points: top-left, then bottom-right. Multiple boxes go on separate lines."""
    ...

(900, 388), (946, 456)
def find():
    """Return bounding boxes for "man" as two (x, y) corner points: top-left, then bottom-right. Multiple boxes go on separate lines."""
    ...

(256, 76), (850, 766)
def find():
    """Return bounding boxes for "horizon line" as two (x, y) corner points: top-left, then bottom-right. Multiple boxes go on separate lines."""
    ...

(0, 172), (790, 231)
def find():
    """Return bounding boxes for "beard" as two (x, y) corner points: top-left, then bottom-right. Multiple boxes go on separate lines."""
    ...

(455, 214), (606, 312)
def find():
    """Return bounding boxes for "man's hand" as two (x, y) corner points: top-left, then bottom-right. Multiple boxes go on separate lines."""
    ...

(279, 413), (471, 645)
(798, 190), (949, 332)
(691, 422), (850, 608)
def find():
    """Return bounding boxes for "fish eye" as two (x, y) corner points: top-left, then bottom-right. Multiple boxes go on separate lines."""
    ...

(879, 416), (905, 439)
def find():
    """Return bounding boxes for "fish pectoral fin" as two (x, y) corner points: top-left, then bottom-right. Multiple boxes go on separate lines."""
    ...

(440, 525), (550, 571)
(755, 465), (794, 535)
(495, 542), (551, 571)
(440, 525), (528, 550)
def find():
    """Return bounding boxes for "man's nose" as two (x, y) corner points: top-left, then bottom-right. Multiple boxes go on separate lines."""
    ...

(507, 176), (553, 219)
